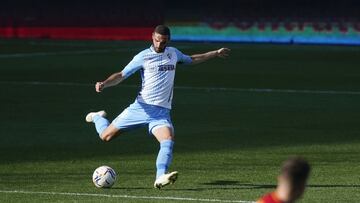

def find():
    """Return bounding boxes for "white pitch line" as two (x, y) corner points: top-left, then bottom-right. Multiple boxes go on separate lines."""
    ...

(175, 86), (360, 95)
(1, 80), (360, 95)
(0, 190), (255, 203)
(0, 81), (93, 87)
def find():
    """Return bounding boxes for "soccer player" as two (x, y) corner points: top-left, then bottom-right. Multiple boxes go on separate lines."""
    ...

(257, 157), (311, 203)
(85, 25), (230, 189)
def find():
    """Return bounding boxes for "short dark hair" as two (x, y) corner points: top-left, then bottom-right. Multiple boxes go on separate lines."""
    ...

(154, 25), (171, 38)
(281, 156), (311, 185)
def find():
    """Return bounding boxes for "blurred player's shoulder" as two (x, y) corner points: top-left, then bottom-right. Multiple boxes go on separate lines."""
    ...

(166, 47), (183, 57)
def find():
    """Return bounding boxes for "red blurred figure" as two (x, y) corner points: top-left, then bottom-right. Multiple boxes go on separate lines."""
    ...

(257, 157), (311, 203)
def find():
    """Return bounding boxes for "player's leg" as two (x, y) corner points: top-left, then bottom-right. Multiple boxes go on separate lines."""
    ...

(152, 125), (178, 189)
(99, 124), (121, 142)
(86, 101), (150, 142)
(153, 126), (174, 178)
(85, 110), (121, 141)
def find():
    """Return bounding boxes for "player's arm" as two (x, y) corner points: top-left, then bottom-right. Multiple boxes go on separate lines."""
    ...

(95, 53), (143, 93)
(95, 72), (125, 92)
(190, 48), (230, 64)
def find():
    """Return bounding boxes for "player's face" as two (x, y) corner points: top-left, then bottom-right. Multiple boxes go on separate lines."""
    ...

(152, 32), (169, 53)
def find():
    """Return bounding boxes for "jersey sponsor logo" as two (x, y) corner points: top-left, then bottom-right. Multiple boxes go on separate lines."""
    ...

(158, 65), (175, 71)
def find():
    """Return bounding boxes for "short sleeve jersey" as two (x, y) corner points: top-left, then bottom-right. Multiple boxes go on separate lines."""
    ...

(121, 46), (192, 109)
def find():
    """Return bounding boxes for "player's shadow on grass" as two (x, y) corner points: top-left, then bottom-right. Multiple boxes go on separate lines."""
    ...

(111, 182), (360, 192)
(160, 180), (276, 191)
(203, 180), (360, 188)
(202, 180), (276, 189)
(307, 184), (360, 188)
(170, 180), (360, 191)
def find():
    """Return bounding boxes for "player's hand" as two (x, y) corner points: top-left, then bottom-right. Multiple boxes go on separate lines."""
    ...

(95, 82), (105, 92)
(217, 48), (231, 58)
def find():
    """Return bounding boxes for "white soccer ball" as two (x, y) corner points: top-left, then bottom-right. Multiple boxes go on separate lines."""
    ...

(92, 166), (117, 188)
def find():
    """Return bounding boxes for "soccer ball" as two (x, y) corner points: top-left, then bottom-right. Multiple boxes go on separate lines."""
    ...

(92, 166), (117, 188)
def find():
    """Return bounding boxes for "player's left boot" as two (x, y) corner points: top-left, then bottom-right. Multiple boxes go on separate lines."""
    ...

(154, 171), (178, 189)
(85, 110), (107, 123)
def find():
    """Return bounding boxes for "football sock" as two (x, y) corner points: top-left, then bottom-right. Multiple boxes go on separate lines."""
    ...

(156, 140), (174, 179)
(93, 114), (110, 137)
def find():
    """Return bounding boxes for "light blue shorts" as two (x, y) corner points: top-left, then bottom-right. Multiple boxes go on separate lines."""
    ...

(112, 100), (173, 135)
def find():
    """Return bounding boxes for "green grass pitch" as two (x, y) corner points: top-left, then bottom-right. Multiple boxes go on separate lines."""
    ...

(0, 39), (360, 202)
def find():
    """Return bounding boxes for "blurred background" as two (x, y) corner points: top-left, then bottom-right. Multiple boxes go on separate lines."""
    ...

(1, 0), (360, 45)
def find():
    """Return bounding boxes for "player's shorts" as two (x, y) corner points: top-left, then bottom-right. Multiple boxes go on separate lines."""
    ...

(112, 100), (173, 135)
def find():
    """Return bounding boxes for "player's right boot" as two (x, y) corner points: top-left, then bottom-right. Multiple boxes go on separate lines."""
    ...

(85, 110), (107, 122)
(154, 171), (178, 189)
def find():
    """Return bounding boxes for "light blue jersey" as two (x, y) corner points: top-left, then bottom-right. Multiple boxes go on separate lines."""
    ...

(122, 46), (192, 109)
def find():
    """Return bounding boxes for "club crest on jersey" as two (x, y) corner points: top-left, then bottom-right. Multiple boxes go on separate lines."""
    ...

(158, 65), (175, 71)
(167, 53), (172, 59)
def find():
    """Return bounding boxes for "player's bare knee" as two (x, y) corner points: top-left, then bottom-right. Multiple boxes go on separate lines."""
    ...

(101, 131), (120, 142)
(100, 133), (112, 142)
(104, 136), (112, 142)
